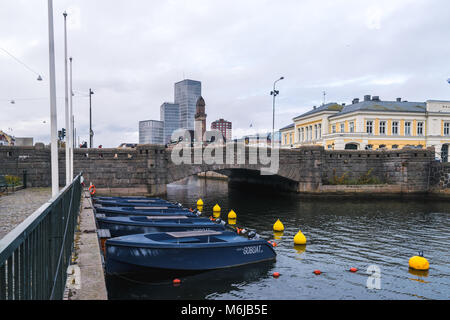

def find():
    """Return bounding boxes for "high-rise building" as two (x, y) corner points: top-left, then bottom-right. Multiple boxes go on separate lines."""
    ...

(211, 118), (232, 142)
(160, 102), (180, 143)
(139, 120), (164, 144)
(174, 79), (202, 131)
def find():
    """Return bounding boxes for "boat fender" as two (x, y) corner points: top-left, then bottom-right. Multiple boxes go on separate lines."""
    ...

(215, 218), (222, 224)
(247, 231), (256, 239)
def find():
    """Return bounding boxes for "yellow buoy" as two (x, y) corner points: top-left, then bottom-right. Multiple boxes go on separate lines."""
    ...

(228, 218), (236, 225)
(273, 219), (284, 232)
(197, 205), (203, 213)
(228, 210), (237, 219)
(197, 199), (204, 206)
(409, 255), (429, 271)
(294, 230), (307, 245)
(213, 204), (221, 212)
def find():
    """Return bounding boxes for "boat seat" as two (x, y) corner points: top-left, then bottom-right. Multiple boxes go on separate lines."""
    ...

(145, 215), (188, 220)
(134, 206), (169, 210)
(166, 230), (223, 238)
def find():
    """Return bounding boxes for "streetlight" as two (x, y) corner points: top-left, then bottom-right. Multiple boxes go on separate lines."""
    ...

(63, 11), (70, 185)
(270, 76), (284, 148)
(47, 0), (59, 196)
(89, 88), (94, 148)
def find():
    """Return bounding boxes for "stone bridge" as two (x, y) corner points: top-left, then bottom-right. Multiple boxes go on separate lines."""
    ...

(0, 144), (442, 196)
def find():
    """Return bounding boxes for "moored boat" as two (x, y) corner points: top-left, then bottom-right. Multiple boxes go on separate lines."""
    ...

(94, 205), (199, 217)
(93, 196), (165, 201)
(93, 199), (182, 208)
(97, 215), (226, 237)
(105, 230), (276, 275)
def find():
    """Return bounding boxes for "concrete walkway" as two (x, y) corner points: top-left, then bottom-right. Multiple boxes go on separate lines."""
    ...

(0, 188), (51, 240)
(65, 190), (108, 300)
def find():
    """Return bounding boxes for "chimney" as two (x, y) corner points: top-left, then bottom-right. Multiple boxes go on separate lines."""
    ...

(396, 97), (401, 102)
(372, 96), (380, 101)
(364, 95), (371, 101)
(313, 106), (316, 109)
(352, 98), (359, 104)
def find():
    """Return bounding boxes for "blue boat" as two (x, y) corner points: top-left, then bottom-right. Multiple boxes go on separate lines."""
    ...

(93, 196), (165, 201)
(94, 205), (199, 217)
(93, 199), (182, 208)
(105, 230), (277, 275)
(97, 215), (226, 237)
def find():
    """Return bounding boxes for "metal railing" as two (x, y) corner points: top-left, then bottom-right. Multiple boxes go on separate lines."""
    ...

(0, 173), (83, 300)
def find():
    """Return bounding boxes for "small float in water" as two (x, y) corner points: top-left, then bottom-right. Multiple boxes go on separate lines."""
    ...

(97, 215), (226, 237)
(105, 230), (276, 275)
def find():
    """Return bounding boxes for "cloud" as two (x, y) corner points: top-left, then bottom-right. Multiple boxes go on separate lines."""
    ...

(0, 0), (449, 147)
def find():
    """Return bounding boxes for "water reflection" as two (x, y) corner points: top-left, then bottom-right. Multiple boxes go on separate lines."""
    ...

(107, 176), (450, 300)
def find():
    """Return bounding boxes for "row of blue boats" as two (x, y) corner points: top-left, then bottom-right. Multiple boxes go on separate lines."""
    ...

(93, 196), (277, 277)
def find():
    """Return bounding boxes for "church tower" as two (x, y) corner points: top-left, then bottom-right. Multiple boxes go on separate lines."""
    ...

(194, 96), (207, 143)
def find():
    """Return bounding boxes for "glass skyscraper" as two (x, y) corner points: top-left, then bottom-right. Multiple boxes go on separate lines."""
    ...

(174, 79), (202, 131)
(139, 120), (164, 144)
(160, 102), (180, 143)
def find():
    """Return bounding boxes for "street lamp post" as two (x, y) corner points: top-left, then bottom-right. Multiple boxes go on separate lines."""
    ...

(63, 11), (70, 185)
(270, 76), (284, 149)
(47, 0), (59, 196)
(89, 88), (94, 148)
(69, 57), (74, 180)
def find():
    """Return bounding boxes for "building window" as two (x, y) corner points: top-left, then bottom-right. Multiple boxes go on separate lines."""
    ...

(332, 124), (336, 133)
(392, 121), (399, 135)
(301, 128), (304, 142)
(318, 124), (322, 138)
(366, 121), (373, 135)
(349, 121), (354, 133)
(417, 122), (424, 136)
(379, 121), (386, 135)
(309, 126), (312, 140)
(340, 123), (345, 133)
(444, 122), (450, 136)
(365, 144), (373, 150)
(298, 128), (301, 142)
(392, 144), (399, 149)
(284, 134), (287, 145)
(314, 125), (318, 140)
(405, 121), (411, 136)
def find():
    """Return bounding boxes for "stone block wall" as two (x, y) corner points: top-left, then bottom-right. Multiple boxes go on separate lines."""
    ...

(0, 144), (444, 196)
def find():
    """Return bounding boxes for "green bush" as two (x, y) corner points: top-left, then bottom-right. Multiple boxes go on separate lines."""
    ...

(327, 168), (383, 185)
(5, 175), (22, 187)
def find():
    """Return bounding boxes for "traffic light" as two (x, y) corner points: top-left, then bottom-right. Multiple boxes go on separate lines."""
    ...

(61, 128), (66, 139)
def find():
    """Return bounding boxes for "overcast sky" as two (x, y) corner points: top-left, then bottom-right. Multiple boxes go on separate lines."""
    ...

(1, 0), (449, 147)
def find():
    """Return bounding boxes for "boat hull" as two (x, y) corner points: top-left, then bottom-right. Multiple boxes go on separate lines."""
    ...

(94, 206), (197, 217)
(97, 217), (225, 237)
(105, 237), (276, 275)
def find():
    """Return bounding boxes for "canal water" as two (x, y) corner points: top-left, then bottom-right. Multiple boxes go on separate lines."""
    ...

(106, 176), (450, 300)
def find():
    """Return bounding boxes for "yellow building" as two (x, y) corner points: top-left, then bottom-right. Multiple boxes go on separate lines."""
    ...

(280, 95), (450, 161)
(0, 130), (15, 146)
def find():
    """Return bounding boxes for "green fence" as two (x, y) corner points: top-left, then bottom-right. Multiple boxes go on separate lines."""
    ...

(0, 173), (83, 300)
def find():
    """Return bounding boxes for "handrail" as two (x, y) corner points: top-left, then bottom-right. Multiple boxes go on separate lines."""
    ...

(0, 173), (83, 300)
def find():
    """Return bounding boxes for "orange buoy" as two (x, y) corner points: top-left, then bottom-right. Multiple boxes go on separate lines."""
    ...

(349, 267), (358, 273)
(267, 240), (277, 247)
(88, 185), (96, 195)
(273, 272), (280, 278)
(313, 270), (321, 275)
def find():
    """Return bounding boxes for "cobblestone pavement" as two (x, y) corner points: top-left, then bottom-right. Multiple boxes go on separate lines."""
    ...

(0, 188), (52, 240)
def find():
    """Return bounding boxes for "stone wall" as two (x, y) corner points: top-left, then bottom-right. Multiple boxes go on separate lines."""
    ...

(0, 144), (446, 196)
